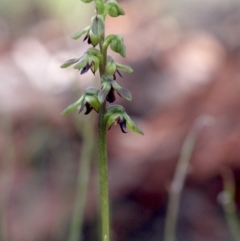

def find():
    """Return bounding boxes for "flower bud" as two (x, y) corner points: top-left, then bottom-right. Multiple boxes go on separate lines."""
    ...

(107, 0), (125, 17)
(110, 35), (126, 57)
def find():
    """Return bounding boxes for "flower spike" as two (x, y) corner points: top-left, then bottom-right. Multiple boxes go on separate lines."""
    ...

(60, 2), (143, 241)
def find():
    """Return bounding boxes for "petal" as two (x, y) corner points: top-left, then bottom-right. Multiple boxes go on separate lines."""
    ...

(83, 33), (89, 42)
(116, 88), (132, 101)
(84, 102), (93, 115)
(116, 69), (122, 77)
(87, 36), (91, 45)
(79, 101), (85, 113)
(124, 113), (144, 135)
(111, 81), (132, 101)
(106, 88), (116, 103)
(80, 63), (91, 74)
(119, 119), (127, 133)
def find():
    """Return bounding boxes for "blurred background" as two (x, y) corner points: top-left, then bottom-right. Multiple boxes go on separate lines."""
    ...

(1, 0), (240, 240)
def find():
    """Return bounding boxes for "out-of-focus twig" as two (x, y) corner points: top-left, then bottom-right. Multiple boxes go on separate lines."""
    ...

(68, 115), (96, 241)
(164, 115), (214, 241)
(0, 116), (16, 241)
(219, 168), (240, 241)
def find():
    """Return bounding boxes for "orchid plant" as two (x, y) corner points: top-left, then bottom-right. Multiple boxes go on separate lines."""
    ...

(61, 1), (143, 240)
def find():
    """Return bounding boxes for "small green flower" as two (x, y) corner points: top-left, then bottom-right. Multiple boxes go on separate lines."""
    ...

(98, 74), (132, 103)
(74, 53), (100, 75)
(61, 48), (102, 75)
(104, 105), (144, 135)
(61, 87), (100, 115)
(106, 56), (133, 80)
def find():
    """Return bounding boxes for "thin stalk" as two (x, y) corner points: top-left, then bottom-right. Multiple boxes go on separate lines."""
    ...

(220, 168), (240, 241)
(164, 116), (214, 241)
(0, 116), (17, 241)
(164, 129), (198, 241)
(68, 116), (95, 241)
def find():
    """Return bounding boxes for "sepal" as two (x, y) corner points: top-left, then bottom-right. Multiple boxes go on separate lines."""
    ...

(115, 63), (133, 73)
(60, 58), (81, 68)
(73, 54), (88, 70)
(111, 81), (132, 101)
(61, 96), (84, 115)
(72, 26), (91, 40)
(91, 15), (105, 37)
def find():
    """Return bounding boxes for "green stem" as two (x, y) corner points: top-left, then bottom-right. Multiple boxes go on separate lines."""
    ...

(98, 13), (110, 240)
(98, 102), (110, 241)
